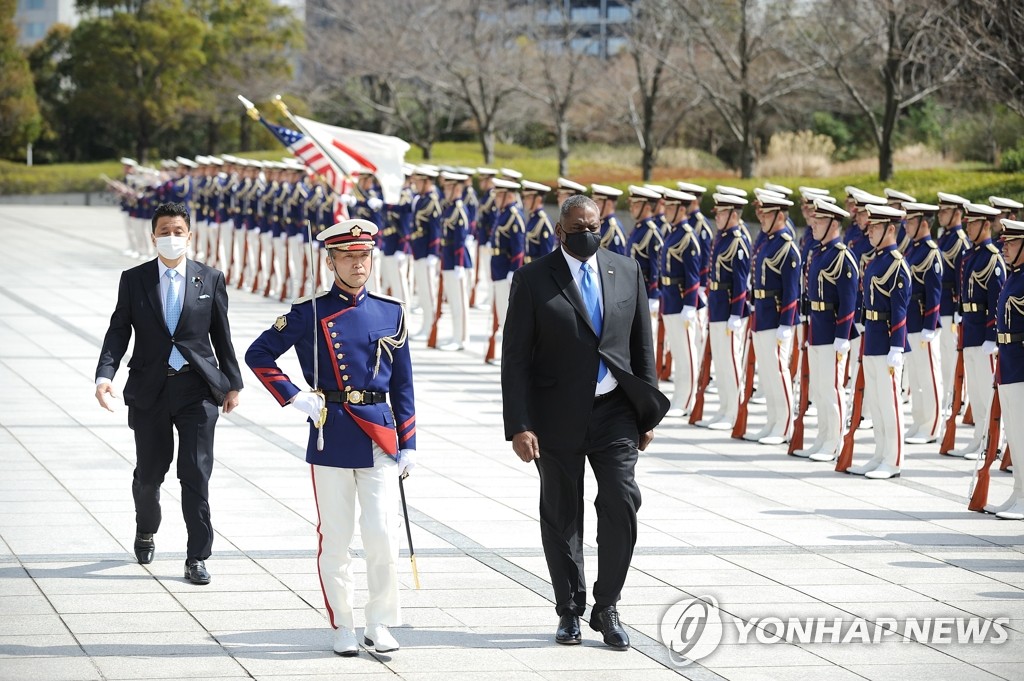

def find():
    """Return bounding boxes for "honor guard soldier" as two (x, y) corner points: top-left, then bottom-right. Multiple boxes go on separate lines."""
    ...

(626, 185), (664, 317)
(409, 167), (442, 338)
(381, 170), (414, 305)
(192, 157), (212, 262)
(679, 181), (714, 349)
(989, 219), (1024, 519)
(797, 199), (858, 461)
(845, 205), (911, 479)
(716, 185), (752, 245)
(523, 181), (556, 263)
(245, 218), (416, 657)
(488, 178), (526, 361)
(953, 202), (1006, 460)
(556, 177), (587, 207)
(591, 184), (627, 256)
(936, 192), (972, 412)
(256, 163), (280, 296)
(659, 188), (701, 416)
(439, 171), (472, 350)
(643, 184), (673, 237)
(884, 188), (916, 250)
(697, 192), (751, 430)
(472, 168), (499, 307)
(901, 202), (944, 444)
(351, 170), (386, 294)
(268, 163), (291, 299)
(206, 156), (228, 269)
(990, 196), (1022, 224)
(744, 191), (800, 445)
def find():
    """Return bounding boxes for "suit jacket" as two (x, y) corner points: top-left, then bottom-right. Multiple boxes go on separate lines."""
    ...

(501, 248), (670, 453)
(96, 259), (244, 410)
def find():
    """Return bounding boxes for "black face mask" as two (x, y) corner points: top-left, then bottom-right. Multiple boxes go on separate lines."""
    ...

(564, 230), (602, 259)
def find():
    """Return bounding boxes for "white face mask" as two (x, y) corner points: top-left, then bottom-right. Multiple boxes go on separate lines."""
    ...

(155, 235), (188, 260)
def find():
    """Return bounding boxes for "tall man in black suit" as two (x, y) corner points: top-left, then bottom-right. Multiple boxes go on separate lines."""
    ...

(502, 195), (670, 649)
(95, 202), (243, 585)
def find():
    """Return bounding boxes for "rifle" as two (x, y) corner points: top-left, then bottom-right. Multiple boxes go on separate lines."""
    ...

(732, 323), (756, 440)
(688, 327), (714, 424)
(470, 243), (481, 308)
(1001, 446), (1013, 471)
(963, 403), (974, 426)
(427, 269), (444, 349)
(835, 342), (865, 472)
(789, 322), (811, 455)
(940, 324), (965, 454)
(967, 371), (1001, 512)
(485, 297), (499, 364)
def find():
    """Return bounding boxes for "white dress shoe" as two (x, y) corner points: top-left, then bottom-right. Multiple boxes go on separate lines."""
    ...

(857, 417), (873, 431)
(759, 432), (789, 446)
(983, 495), (1017, 515)
(809, 441), (841, 462)
(707, 419), (734, 431)
(793, 439), (824, 458)
(696, 413), (725, 429)
(995, 500), (1024, 520)
(744, 425), (773, 442)
(964, 450), (982, 461)
(846, 457), (883, 475)
(905, 433), (937, 445)
(439, 341), (465, 351)
(903, 426), (920, 441)
(333, 626), (359, 656)
(865, 462), (901, 479)
(665, 407), (687, 418)
(364, 624), (399, 653)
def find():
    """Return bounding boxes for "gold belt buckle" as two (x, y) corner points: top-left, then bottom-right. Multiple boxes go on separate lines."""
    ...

(348, 390), (363, 404)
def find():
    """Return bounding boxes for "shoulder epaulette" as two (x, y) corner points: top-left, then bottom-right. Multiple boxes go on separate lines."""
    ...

(891, 251), (904, 260)
(292, 290), (330, 305)
(368, 291), (404, 305)
(780, 232), (793, 242)
(835, 242), (847, 250)
(987, 243), (1000, 254)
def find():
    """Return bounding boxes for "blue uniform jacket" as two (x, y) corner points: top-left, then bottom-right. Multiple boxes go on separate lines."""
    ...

(807, 237), (859, 346)
(490, 204), (526, 281)
(525, 208), (556, 263)
(938, 225), (970, 316)
(862, 244), (911, 355)
(627, 216), (663, 300)
(410, 188), (441, 259)
(441, 199), (472, 270)
(958, 239), (1005, 348)
(997, 265), (1024, 385)
(245, 286), (416, 468)
(751, 229), (801, 331)
(904, 238), (943, 335)
(659, 220), (701, 315)
(599, 215), (628, 256)
(707, 225), (750, 323)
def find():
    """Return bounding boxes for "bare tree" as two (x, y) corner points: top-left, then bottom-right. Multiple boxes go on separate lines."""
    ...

(947, 0), (1024, 119)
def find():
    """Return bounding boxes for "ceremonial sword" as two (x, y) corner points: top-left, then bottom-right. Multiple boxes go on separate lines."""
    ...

(308, 220), (327, 450)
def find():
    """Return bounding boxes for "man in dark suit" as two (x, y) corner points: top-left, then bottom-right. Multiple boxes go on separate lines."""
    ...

(95, 202), (243, 585)
(502, 195), (669, 650)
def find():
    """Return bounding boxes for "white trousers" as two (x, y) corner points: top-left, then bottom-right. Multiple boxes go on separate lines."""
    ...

(207, 222), (224, 269)
(221, 221), (239, 283)
(708, 320), (744, 423)
(753, 329), (794, 438)
(241, 228), (261, 291)
(136, 218), (153, 259)
(939, 316), (957, 412)
(271, 235), (288, 297)
(257, 231), (274, 293)
(906, 332), (943, 439)
(365, 249), (383, 294)
(492, 278), (512, 332)
(996, 383), (1024, 504)
(663, 313), (697, 413)
(862, 355), (905, 468)
(473, 245), (491, 306)
(381, 253), (412, 304)
(124, 213), (138, 254)
(962, 346), (997, 452)
(287, 234), (305, 300)
(442, 267), (470, 345)
(413, 257), (438, 333)
(311, 447), (401, 631)
(808, 344), (848, 451)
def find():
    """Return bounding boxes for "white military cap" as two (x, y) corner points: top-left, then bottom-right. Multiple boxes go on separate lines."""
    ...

(813, 198), (850, 219)
(716, 184), (748, 197)
(676, 181), (707, 194)
(500, 167), (523, 179)
(521, 180), (551, 193)
(643, 183), (669, 196)
(412, 166), (439, 178)
(160, 159), (178, 169)
(757, 191), (794, 209)
(990, 196), (1024, 210)
(557, 178), (587, 193)
(194, 155), (210, 165)
(799, 185), (829, 196)
(813, 195), (838, 204)
(175, 156), (199, 168)
(591, 183), (623, 198)
(865, 204), (906, 223)
(844, 185), (862, 196)
(662, 188), (697, 203)
(318, 218), (379, 251)
(902, 201), (940, 217)
(763, 182), (793, 196)
(628, 185), (661, 200)
(713, 193), (748, 208)
(208, 156), (225, 166)
(477, 167), (498, 176)
(120, 157), (138, 167)
(439, 171), (469, 182)
(884, 188), (916, 202)
(852, 189), (887, 207)
(964, 202), (1002, 219)
(418, 163), (440, 172)
(491, 178), (520, 191)
(1000, 218), (1024, 239)
(456, 166), (477, 175)
(284, 159), (305, 171)
(937, 192), (969, 206)
(754, 187), (786, 202)
(401, 163), (416, 176)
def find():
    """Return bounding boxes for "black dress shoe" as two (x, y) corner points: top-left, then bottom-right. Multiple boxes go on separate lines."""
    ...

(555, 614), (581, 645)
(590, 606), (629, 649)
(184, 559), (211, 585)
(134, 533), (154, 565)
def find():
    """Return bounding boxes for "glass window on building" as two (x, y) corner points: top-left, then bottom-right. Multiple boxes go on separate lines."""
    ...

(24, 22), (47, 38)
(21, 0), (46, 10)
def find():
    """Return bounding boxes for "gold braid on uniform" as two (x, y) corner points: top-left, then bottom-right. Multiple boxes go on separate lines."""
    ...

(714, 234), (744, 279)
(526, 212), (551, 246)
(600, 217), (625, 248)
(967, 250), (1003, 299)
(941, 231), (969, 270)
(869, 253), (911, 305)
(631, 219), (664, 258)
(762, 234), (795, 279)
(373, 310), (408, 379)
(818, 247), (857, 297)
(667, 224), (698, 263)
(1004, 294), (1024, 328)
(910, 242), (941, 284)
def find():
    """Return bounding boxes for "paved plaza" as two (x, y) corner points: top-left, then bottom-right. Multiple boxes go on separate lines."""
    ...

(0, 204), (1022, 681)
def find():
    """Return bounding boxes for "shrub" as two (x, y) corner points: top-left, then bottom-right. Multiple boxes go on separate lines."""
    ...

(756, 131), (836, 178)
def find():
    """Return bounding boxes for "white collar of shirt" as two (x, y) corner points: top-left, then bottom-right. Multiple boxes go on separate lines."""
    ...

(158, 259), (188, 281)
(561, 246), (600, 295)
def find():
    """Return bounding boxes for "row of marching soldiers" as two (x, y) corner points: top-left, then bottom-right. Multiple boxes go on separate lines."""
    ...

(111, 155), (1024, 519)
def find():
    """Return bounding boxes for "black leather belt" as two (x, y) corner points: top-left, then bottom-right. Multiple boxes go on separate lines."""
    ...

(661, 276), (686, 286)
(708, 282), (729, 292)
(962, 302), (987, 314)
(865, 310), (891, 321)
(998, 332), (1024, 344)
(810, 301), (835, 311)
(167, 365), (191, 376)
(753, 288), (780, 300)
(942, 282), (955, 289)
(594, 387), (621, 403)
(324, 389), (387, 405)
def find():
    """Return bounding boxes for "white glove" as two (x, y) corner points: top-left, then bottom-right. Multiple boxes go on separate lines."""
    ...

(367, 197), (384, 211)
(727, 315), (743, 334)
(648, 298), (660, 314)
(682, 305), (697, 323)
(698, 288), (708, 306)
(777, 325), (793, 342)
(920, 328), (938, 343)
(340, 193), (357, 207)
(833, 338), (850, 355)
(454, 265), (466, 280)
(393, 251), (406, 263)
(426, 254), (439, 267)
(290, 392), (325, 422)
(506, 271), (514, 281)
(397, 449), (416, 477)
(886, 347), (904, 369)
(855, 322), (865, 335)
(953, 311), (962, 325)
(982, 340), (998, 355)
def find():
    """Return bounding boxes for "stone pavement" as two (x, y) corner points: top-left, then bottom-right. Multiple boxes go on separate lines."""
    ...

(0, 204), (1022, 681)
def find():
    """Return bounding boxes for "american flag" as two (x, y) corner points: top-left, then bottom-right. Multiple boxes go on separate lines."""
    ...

(258, 118), (346, 196)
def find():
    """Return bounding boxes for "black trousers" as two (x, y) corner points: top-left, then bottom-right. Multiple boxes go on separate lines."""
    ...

(534, 389), (641, 617)
(128, 370), (219, 561)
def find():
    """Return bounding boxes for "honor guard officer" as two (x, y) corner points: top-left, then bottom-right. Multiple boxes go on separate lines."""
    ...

(351, 169), (386, 294)
(472, 168), (499, 306)
(626, 185), (665, 317)
(716, 185), (752, 246)
(845, 204), (911, 480)
(797, 199), (858, 462)
(488, 178), (527, 361)
(381, 170), (414, 304)
(643, 184), (673, 237)
(697, 193), (751, 430)
(523, 181), (556, 263)
(410, 167), (442, 338)
(884, 188), (916, 251)
(953, 202), (1006, 460)
(990, 196), (1022, 224)
(745, 191), (800, 445)
(245, 218), (416, 657)
(936, 192), (972, 412)
(901, 202), (944, 444)
(678, 181), (714, 349)
(989, 219), (1024, 519)
(556, 177), (587, 207)
(660, 188), (701, 417)
(591, 184), (627, 256)
(847, 190), (887, 427)
(439, 171), (472, 350)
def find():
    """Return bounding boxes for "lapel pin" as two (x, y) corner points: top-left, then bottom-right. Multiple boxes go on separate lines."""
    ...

(192, 276), (202, 287)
